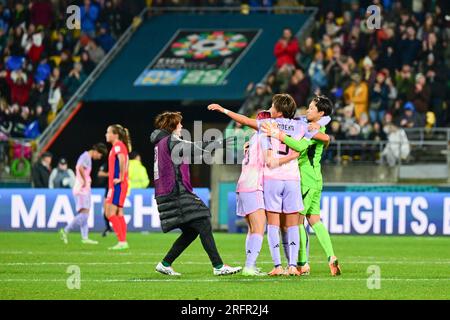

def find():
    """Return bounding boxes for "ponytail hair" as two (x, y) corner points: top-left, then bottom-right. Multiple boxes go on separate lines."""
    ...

(110, 124), (132, 152)
(123, 127), (132, 152)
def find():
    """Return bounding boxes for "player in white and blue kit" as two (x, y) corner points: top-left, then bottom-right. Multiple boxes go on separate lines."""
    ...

(208, 93), (330, 275)
(59, 143), (107, 244)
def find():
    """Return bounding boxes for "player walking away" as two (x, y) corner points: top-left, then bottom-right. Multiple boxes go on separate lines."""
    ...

(262, 95), (341, 276)
(151, 111), (242, 276)
(105, 124), (131, 251)
(238, 111), (300, 276)
(96, 161), (113, 237)
(60, 143), (107, 244)
(208, 94), (330, 276)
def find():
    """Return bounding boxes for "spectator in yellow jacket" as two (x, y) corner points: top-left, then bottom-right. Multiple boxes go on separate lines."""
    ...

(344, 73), (369, 121)
(128, 151), (150, 191)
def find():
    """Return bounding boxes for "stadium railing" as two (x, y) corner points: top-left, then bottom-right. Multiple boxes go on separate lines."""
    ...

(327, 128), (450, 165)
(328, 140), (448, 162)
(403, 127), (450, 142)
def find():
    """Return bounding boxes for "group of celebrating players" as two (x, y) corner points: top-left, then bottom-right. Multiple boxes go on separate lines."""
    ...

(57, 92), (341, 278)
(208, 93), (341, 277)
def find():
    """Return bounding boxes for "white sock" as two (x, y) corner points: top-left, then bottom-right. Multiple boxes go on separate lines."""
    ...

(65, 214), (85, 233)
(79, 214), (89, 239)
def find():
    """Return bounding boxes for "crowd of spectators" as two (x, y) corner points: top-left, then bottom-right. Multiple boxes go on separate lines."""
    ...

(238, 0), (449, 164)
(2, 0), (450, 176)
(0, 0), (144, 143)
(0, 0), (147, 179)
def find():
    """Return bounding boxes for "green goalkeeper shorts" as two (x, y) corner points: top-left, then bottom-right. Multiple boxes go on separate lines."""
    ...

(300, 188), (321, 215)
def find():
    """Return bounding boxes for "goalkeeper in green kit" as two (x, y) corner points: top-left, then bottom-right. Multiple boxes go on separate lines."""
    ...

(261, 95), (341, 276)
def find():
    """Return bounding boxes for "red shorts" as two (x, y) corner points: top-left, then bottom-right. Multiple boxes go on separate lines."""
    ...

(106, 182), (128, 208)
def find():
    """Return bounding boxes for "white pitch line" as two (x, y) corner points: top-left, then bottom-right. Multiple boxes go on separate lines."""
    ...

(0, 278), (449, 283)
(0, 251), (244, 257)
(1, 260), (450, 266)
(0, 251), (449, 262)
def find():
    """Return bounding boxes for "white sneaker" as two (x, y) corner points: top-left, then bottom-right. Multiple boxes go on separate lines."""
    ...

(242, 266), (266, 276)
(81, 238), (98, 245)
(155, 262), (181, 276)
(213, 264), (242, 276)
(59, 228), (68, 244)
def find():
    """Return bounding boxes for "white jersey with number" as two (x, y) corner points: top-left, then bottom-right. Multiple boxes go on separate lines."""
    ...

(236, 134), (265, 192)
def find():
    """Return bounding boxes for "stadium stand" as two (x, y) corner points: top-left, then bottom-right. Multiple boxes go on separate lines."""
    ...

(0, 0), (146, 180)
(0, 1), (449, 183)
(232, 0), (449, 166)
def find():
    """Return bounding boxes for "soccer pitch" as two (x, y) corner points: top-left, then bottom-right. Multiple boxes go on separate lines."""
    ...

(0, 232), (449, 300)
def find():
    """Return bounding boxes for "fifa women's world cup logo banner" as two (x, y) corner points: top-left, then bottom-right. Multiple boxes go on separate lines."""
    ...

(134, 29), (261, 86)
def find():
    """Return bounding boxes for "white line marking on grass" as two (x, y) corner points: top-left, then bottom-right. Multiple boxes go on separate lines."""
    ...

(0, 278), (449, 283)
(1, 260), (449, 266)
(0, 251), (449, 262)
(0, 251), (243, 257)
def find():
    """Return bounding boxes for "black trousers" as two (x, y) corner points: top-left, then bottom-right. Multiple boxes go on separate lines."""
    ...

(103, 188), (112, 230)
(163, 217), (223, 268)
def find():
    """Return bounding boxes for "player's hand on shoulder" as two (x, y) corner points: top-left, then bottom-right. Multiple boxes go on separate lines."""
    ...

(113, 178), (122, 185)
(261, 121), (279, 137)
(308, 122), (321, 131)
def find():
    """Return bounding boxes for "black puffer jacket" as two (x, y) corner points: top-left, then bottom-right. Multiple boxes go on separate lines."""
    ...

(150, 129), (225, 232)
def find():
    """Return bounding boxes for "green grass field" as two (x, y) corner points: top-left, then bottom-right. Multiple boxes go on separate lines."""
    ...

(0, 232), (449, 299)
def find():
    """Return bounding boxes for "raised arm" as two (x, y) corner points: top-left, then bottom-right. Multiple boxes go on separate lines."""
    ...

(207, 104), (258, 130)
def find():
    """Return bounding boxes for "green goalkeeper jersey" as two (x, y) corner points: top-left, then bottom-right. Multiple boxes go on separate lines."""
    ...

(283, 126), (326, 191)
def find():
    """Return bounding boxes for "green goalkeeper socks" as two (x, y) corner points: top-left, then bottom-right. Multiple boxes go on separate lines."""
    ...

(312, 222), (335, 260)
(298, 224), (308, 266)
